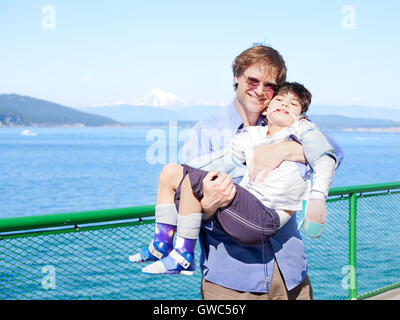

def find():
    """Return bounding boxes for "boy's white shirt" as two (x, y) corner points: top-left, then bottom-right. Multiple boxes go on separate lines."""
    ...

(188, 118), (328, 211)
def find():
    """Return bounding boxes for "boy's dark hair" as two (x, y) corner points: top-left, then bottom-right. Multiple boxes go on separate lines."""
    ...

(275, 82), (312, 114)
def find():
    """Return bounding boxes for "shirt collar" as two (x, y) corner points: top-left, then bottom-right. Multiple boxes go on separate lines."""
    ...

(228, 99), (266, 132)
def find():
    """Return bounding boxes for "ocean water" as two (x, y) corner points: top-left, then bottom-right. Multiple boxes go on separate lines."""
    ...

(1, 126), (399, 218)
(1, 126), (400, 300)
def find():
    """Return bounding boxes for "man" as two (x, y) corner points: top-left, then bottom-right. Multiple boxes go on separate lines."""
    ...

(179, 45), (343, 300)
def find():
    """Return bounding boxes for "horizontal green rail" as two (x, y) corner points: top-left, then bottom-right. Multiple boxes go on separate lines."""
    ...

(2, 182), (399, 234)
(0, 205), (155, 233)
(328, 181), (400, 196)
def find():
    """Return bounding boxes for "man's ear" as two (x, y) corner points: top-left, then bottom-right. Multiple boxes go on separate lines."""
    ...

(234, 75), (239, 86)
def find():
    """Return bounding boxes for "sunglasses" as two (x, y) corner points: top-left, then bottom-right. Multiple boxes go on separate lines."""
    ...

(243, 74), (278, 96)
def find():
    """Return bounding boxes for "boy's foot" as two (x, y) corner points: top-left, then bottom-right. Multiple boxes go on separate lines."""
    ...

(141, 249), (195, 275)
(128, 240), (173, 263)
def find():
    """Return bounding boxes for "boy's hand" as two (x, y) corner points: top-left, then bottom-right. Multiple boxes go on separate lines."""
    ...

(304, 196), (326, 238)
(305, 198), (326, 224)
(249, 144), (282, 182)
(249, 141), (306, 183)
(200, 171), (236, 217)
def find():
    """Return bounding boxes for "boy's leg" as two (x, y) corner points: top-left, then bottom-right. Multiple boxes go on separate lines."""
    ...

(129, 164), (184, 263)
(177, 170), (202, 214)
(156, 163), (185, 204)
(142, 174), (203, 275)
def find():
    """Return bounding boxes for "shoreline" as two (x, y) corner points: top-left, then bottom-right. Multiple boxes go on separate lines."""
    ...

(1, 123), (400, 132)
(341, 127), (400, 132)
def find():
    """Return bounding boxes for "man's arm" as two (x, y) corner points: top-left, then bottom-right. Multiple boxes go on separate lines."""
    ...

(180, 121), (239, 216)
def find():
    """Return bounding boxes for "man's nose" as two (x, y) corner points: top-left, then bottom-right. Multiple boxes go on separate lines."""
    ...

(254, 83), (265, 96)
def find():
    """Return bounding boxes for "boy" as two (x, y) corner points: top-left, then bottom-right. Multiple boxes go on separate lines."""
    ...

(130, 82), (337, 275)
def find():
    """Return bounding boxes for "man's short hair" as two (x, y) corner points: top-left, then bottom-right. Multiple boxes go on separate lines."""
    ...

(232, 45), (287, 90)
(275, 82), (312, 114)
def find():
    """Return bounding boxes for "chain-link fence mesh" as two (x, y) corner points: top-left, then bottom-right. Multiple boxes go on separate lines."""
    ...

(1, 189), (400, 300)
(355, 192), (400, 297)
(0, 220), (202, 300)
(298, 198), (350, 300)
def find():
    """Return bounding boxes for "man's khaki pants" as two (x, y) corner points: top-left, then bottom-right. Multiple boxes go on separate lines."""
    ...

(201, 261), (312, 300)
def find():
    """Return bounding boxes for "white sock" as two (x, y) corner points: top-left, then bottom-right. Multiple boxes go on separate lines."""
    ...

(155, 203), (178, 225)
(176, 213), (203, 239)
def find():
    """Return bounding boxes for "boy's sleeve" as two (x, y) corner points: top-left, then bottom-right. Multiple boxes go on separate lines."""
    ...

(294, 120), (339, 171)
(301, 155), (336, 238)
(179, 121), (211, 164)
(318, 126), (343, 168)
(186, 132), (248, 178)
(311, 155), (336, 198)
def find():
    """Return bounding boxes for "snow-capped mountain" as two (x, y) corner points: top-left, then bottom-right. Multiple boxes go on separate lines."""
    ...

(133, 89), (189, 109)
(75, 89), (234, 122)
(73, 88), (400, 125)
(78, 89), (228, 122)
(86, 89), (228, 109)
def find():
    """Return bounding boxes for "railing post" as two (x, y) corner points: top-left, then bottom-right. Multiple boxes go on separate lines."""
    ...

(348, 192), (358, 299)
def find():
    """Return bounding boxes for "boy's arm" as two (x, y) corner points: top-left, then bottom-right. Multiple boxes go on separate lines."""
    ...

(310, 155), (336, 200)
(250, 120), (342, 183)
(320, 128), (343, 168)
(296, 119), (338, 171)
(179, 121), (210, 164)
(291, 120), (339, 238)
(186, 146), (245, 178)
(180, 121), (235, 215)
(303, 155), (336, 238)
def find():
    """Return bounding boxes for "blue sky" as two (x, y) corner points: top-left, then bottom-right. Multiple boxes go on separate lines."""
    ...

(1, 0), (399, 109)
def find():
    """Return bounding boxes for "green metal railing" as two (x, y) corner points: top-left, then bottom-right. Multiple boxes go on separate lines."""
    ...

(1, 182), (400, 300)
(327, 182), (400, 299)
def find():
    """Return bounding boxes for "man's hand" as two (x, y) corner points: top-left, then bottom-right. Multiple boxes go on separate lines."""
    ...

(200, 171), (236, 218)
(249, 140), (306, 183)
